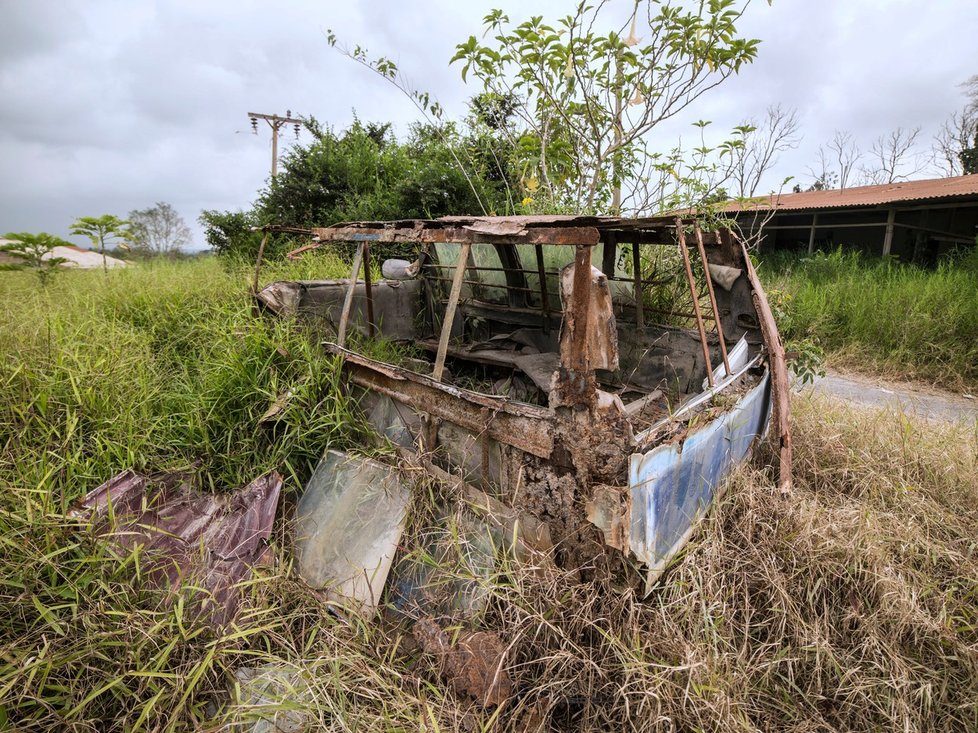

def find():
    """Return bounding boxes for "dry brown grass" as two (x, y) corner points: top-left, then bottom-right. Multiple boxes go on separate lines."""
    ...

(216, 395), (978, 732)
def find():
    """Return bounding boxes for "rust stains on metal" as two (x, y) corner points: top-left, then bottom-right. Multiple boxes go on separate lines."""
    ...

(553, 246), (620, 406)
(463, 219), (527, 237)
(585, 484), (631, 554)
(326, 344), (554, 458)
(308, 225), (600, 248)
(71, 469), (282, 626)
(413, 618), (513, 707)
(735, 231), (792, 489)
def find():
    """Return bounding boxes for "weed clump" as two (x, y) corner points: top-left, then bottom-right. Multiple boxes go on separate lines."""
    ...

(763, 247), (978, 390)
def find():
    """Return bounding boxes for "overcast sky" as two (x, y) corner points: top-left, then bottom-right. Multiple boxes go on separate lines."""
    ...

(1, 0), (976, 250)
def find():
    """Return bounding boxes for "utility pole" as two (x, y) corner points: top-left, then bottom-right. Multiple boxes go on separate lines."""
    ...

(248, 111), (303, 180)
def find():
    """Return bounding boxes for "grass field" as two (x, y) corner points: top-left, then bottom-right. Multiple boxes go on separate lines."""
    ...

(1, 259), (977, 731)
(761, 247), (978, 391)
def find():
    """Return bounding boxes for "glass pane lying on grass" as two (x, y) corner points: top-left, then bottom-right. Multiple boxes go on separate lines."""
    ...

(295, 450), (411, 617)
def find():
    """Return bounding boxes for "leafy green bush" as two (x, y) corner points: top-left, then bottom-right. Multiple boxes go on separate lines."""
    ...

(204, 119), (514, 262)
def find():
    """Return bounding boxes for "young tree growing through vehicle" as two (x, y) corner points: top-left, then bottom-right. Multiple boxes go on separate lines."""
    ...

(330, 1), (766, 216)
(1, 232), (70, 286)
(450, 2), (763, 214)
(69, 215), (130, 272)
(127, 202), (192, 257)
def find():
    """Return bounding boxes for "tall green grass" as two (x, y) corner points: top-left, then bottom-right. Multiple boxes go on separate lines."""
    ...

(0, 257), (376, 729)
(762, 247), (978, 389)
(1, 256), (977, 731)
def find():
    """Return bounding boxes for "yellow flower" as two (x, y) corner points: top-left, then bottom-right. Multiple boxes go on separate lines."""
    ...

(521, 196), (534, 206)
(525, 176), (539, 192)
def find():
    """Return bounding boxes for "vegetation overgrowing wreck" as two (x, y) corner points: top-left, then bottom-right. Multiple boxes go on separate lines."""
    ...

(257, 215), (791, 593)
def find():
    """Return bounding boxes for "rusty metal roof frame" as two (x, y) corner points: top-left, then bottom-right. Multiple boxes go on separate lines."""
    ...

(254, 215), (792, 488)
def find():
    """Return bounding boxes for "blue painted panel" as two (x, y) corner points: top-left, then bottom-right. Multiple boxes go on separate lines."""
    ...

(629, 371), (771, 578)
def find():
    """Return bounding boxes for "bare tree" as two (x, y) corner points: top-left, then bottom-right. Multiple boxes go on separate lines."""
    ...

(127, 202), (192, 256)
(861, 126), (923, 184)
(828, 130), (861, 189)
(932, 75), (978, 176)
(805, 146), (839, 191)
(729, 104), (801, 198)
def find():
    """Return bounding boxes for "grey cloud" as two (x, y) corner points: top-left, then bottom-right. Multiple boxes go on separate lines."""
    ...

(1, 0), (976, 248)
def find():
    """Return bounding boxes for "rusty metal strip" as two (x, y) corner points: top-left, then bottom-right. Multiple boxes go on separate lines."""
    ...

(694, 221), (730, 376)
(327, 344), (553, 458)
(534, 244), (550, 334)
(567, 244), (593, 373)
(675, 218), (714, 388)
(337, 241), (364, 348)
(631, 241), (645, 329)
(734, 231), (792, 489)
(362, 242), (375, 338)
(310, 225), (601, 247)
(433, 241), (471, 383)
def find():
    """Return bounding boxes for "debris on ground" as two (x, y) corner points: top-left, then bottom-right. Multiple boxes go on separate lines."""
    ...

(70, 469), (282, 626)
(412, 617), (512, 707)
(231, 664), (315, 733)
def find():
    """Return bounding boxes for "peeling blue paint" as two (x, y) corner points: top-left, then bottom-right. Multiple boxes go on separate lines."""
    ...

(629, 370), (771, 584)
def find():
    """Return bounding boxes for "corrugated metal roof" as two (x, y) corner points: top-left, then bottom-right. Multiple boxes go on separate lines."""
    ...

(726, 174), (978, 212)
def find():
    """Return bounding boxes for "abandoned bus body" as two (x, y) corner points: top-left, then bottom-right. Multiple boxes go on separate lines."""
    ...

(257, 215), (791, 592)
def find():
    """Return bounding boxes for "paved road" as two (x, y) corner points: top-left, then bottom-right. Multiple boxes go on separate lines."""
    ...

(796, 370), (978, 424)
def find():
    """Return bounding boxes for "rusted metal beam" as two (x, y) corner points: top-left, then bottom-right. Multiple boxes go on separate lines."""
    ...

(433, 241), (471, 383)
(362, 242), (375, 338)
(337, 241), (364, 348)
(675, 218), (714, 388)
(309, 225), (601, 247)
(734, 231), (792, 490)
(631, 241), (645, 329)
(693, 221), (730, 377)
(326, 344), (554, 458)
(534, 244), (551, 334)
(567, 244), (593, 374)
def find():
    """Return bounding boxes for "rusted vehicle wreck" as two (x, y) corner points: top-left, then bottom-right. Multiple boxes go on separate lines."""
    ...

(258, 215), (791, 594)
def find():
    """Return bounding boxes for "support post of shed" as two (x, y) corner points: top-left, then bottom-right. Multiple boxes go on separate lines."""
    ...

(807, 213), (819, 255)
(882, 208), (896, 256)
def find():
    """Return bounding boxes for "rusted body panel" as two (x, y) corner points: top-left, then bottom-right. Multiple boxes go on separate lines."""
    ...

(628, 365), (771, 588)
(261, 214), (788, 592)
(327, 344), (554, 459)
(71, 470), (282, 626)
